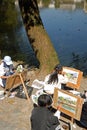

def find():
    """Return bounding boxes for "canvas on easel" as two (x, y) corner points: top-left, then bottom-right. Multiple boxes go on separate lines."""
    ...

(5, 71), (30, 102)
(63, 67), (83, 90)
(53, 88), (84, 121)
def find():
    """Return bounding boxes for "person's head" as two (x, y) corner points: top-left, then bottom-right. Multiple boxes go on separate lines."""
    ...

(48, 64), (63, 84)
(3, 56), (13, 66)
(38, 94), (52, 107)
(54, 64), (63, 74)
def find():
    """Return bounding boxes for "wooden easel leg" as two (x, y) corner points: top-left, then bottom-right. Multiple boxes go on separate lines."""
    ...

(19, 74), (30, 102)
(70, 118), (74, 130)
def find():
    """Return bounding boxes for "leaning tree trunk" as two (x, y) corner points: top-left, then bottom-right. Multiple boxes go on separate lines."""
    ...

(19, 0), (59, 76)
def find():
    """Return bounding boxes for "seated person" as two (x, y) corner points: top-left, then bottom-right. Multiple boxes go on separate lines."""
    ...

(0, 56), (14, 88)
(30, 94), (61, 130)
(43, 64), (68, 94)
(81, 90), (87, 100)
(75, 90), (87, 128)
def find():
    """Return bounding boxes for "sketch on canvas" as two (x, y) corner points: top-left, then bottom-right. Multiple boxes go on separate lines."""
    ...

(58, 91), (77, 114)
(63, 67), (83, 89)
(53, 88), (84, 120)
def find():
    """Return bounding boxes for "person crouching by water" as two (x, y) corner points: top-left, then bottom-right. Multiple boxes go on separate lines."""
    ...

(43, 64), (68, 95)
(30, 94), (61, 130)
(0, 56), (14, 88)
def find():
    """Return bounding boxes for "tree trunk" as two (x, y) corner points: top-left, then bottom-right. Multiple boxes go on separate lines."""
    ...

(19, 0), (59, 76)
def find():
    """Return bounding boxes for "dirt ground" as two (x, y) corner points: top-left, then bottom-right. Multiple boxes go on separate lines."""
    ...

(0, 70), (87, 130)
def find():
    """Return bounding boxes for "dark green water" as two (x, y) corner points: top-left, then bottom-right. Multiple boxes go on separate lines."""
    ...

(0, 1), (39, 67)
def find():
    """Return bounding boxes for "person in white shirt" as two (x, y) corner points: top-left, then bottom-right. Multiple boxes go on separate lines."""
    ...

(0, 56), (14, 88)
(44, 64), (68, 94)
(43, 64), (68, 119)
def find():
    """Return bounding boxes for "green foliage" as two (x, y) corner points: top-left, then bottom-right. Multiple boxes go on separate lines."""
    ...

(43, 0), (50, 7)
(0, 0), (17, 29)
(55, 0), (60, 8)
(37, 0), (40, 3)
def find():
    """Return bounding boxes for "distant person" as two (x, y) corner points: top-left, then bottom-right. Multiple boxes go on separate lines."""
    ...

(0, 56), (14, 88)
(30, 94), (61, 130)
(43, 64), (68, 94)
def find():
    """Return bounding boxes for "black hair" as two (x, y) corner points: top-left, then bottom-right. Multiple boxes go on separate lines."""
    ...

(47, 64), (63, 84)
(54, 64), (62, 72)
(38, 94), (52, 107)
(48, 71), (58, 84)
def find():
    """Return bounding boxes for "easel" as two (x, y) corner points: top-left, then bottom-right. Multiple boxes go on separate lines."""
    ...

(59, 115), (74, 130)
(19, 73), (30, 102)
(60, 67), (84, 129)
(53, 88), (84, 130)
(5, 71), (30, 102)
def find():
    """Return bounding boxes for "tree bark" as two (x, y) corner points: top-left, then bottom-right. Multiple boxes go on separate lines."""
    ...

(19, 0), (59, 75)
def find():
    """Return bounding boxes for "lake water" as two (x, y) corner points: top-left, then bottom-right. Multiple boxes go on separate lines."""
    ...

(1, 1), (87, 74)
(40, 6), (87, 75)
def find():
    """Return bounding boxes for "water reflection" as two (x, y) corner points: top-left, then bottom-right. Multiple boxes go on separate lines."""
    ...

(39, 0), (87, 75)
(0, 1), (39, 67)
(38, 0), (87, 12)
